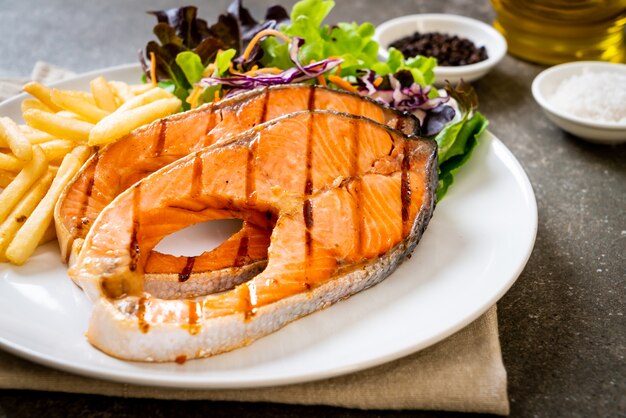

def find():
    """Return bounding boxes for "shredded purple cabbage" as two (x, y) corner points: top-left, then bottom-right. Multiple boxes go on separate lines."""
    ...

(200, 58), (340, 91)
(358, 70), (448, 112)
(201, 37), (342, 94)
(357, 70), (455, 136)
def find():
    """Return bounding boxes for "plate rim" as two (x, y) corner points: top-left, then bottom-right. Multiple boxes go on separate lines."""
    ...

(0, 64), (537, 389)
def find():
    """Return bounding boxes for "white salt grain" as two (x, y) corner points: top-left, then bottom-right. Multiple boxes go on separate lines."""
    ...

(550, 69), (626, 125)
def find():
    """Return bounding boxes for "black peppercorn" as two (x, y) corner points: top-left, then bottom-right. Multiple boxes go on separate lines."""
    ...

(389, 32), (488, 66)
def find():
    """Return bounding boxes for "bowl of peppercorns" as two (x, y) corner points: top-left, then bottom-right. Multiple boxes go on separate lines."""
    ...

(374, 14), (507, 85)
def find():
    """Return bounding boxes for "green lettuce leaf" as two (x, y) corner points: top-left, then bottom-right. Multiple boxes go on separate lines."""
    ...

(434, 80), (488, 200)
(435, 111), (488, 200)
(371, 48), (436, 86)
(176, 51), (205, 84)
(290, 0), (334, 28)
(215, 49), (237, 76)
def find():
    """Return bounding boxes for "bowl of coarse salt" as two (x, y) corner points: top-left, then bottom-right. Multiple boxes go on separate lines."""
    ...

(532, 61), (626, 144)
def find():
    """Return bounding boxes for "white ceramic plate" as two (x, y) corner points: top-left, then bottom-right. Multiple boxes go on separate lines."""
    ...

(0, 64), (537, 389)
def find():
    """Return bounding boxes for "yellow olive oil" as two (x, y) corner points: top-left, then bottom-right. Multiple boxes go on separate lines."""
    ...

(491, 0), (626, 64)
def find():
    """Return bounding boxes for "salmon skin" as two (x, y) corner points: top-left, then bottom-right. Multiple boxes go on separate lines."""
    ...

(70, 110), (438, 361)
(56, 85), (419, 299)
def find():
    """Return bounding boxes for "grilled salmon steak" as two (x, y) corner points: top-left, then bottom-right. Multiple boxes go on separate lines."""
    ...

(56, 85), (419, 299)
(69, 110), (437, 361)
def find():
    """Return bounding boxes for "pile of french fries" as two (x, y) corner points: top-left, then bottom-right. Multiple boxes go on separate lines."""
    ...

(0, 77), (181, 265)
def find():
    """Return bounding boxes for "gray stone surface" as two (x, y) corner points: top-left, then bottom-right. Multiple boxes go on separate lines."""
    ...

(0, 0), (624, 417)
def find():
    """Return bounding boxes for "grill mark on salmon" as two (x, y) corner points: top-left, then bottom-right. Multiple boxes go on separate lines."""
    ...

(401, 142), (412, 238)
(202, 111), (215, 147)
(245, 139), (258, 206)
(348, 119), (363, 256)
(304, 87), (316, 288)
(234, 233), (249, 268)
(129, 186), (141, 274)
(259, 88), (270, 124)
(191, 154), (203, 199)
(154, 119), (166, 157)
(74, 110), (438, 361)
(75, 151), (98, 232)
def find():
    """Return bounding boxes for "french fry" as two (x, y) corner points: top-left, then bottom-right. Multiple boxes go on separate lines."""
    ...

(22, 82), (62, 112)
(39, 139), (75, 162)
(47, 165), (59, 176)
(23, 109), (93, 142)
(55, 110), (88, 121)
(70, 145), (92, 164)
(0, 152), (25, 172)
(0, 172), (54, 257)
(116, 87), (172, 112)
(89, 97), (181, 146)
(51, 88), (110, 123)
(129, 83), (154, 95)
(73, 90), (97, 105)
(109, 81), (135, 103)
(21, 98), (53, 114)
(19, 125), (57, 144)
(90, 76), (118, 112)
(1, 75), (187, 264)
(0, 117), (33, 161)
(5, 153), (81, 265)
(0, 146), (47, 224)
(0, 170), (15, 188)
(39, 220), (57, 246)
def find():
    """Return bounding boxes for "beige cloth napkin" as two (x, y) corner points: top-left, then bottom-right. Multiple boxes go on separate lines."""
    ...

(0, 61), (75, 100)
(0, 63), (509, 415)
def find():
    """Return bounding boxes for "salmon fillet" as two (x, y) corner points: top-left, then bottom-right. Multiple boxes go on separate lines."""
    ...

(56, 85), (419, 298)
(70, 110), (437, 361)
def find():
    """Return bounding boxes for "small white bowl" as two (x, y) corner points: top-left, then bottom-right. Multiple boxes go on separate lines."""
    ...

(531, 62), (626, 144)
(374, 14), (507, 85)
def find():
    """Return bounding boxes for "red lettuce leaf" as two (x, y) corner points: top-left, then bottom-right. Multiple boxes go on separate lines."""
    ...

(139, 1), (289, 87)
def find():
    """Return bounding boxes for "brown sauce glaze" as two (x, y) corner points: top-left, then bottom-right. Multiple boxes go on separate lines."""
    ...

(137, 296), (150, 333)
(400, 142), (412, 238)
(178, 256), (196, 282)
(187, 300), (201, 335)
(129, 186), (141, 272)
(175, 355), (187, 365)
(242, 283), (256, 321)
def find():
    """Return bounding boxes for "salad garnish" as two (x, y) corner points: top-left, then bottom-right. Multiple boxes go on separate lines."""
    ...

(139, 0), (488, 199)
